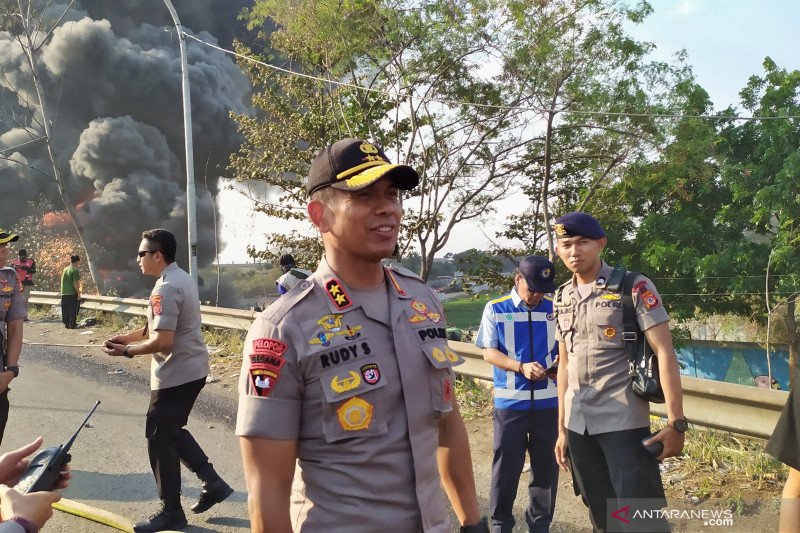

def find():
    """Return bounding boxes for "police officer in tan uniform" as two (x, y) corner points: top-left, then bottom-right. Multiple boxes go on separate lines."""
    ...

(103, 229), (232, 532)
(237, 138), (487, 532)
(0, 228), (25, 445)
(551, 212), (686, 533)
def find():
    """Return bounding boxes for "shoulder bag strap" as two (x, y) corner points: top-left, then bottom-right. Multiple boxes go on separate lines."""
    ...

(620, 270), (639, 371)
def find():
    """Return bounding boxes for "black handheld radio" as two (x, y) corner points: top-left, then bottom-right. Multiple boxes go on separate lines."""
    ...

(15, 400), (100, 493)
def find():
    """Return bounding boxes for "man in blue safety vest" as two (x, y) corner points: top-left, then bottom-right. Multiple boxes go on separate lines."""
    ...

(475, 256), (559, 533)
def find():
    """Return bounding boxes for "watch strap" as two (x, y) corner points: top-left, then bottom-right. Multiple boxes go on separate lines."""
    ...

(4, 365), (19, 377)
(671, 418), (688, 433)
(8, 516), (39, 533)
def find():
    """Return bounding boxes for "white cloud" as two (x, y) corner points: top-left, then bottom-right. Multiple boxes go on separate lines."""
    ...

(677, 1), (698, 15)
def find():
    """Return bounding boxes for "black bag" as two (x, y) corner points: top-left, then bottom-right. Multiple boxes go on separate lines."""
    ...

(608, 266), (665, 404)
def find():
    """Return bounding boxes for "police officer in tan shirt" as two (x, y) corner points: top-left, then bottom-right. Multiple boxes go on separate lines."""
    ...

(237, 138), (487, 532)
(551, 212), (686, 533)
(103, 229), (232, 532)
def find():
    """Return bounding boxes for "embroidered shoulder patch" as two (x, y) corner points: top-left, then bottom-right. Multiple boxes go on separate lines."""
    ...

(325, 279), (352, 310)
(249, 337), (287, 398)
(150, 295), (163, 315)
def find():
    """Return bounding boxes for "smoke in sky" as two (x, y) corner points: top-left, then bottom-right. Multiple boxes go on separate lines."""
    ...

(0, 0), (253, 302)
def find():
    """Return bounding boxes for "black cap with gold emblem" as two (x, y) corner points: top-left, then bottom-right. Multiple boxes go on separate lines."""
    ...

(306, 138), (420, 196)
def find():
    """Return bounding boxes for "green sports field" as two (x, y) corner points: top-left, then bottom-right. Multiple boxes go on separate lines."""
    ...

(442, 293), (502, 330)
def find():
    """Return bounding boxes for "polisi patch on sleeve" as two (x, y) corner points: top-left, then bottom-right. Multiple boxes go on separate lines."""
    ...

(249, 337), (288, 397)
(150, 294), (163, 315)
(325, 279), (352, 310)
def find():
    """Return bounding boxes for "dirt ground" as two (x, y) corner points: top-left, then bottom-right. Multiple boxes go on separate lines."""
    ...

(21, 313), (783, 532)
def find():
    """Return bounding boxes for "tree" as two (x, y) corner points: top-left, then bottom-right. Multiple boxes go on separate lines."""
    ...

(0, 0), (102, 290)
(712, 59), (800, 385)
(232, 0), (539, 279)
(496, 0), (692, 260)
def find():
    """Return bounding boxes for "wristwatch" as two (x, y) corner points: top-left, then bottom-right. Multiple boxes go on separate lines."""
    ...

(670, 418), (689, 433)
(123, 346), (133, 359)
(3, 365), (19, 378)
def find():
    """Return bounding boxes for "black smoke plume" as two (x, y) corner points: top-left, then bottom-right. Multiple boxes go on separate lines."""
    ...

(0, 0), (253, 304)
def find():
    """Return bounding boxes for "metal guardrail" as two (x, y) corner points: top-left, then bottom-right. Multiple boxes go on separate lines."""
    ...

(30, 291), (787, 440)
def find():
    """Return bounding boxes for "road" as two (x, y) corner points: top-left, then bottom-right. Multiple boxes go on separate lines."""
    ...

(4, 342), (249, 532)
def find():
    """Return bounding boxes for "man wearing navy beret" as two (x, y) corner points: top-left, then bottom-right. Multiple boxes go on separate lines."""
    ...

(551, 212), (686, 532)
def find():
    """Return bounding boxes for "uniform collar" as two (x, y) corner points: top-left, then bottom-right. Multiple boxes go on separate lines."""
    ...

(158, 262), (180, 280)
(594, 262), (614, 288)
(511, 287), (548, 311)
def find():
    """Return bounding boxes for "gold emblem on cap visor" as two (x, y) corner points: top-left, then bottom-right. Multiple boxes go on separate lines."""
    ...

(359, 142), (379, 154)
(554, 224), (567, 236)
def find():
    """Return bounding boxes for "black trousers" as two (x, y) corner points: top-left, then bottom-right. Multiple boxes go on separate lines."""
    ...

(568, 427), (667, 533)
(146, 377), (210, 505)
(0, 389), (8, 447)
(490, 408), (559, 533)
(60, 295), (79, 327)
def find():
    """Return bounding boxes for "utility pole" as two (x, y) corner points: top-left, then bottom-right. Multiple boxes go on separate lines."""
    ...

(162, 0), (198, 285)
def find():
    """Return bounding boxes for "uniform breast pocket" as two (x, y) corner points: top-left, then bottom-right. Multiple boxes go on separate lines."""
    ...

(592, 306), (624, 349)
(557, 312), (573, 336)
(422, 343), (462, 417)
(319, 362), (389, 443)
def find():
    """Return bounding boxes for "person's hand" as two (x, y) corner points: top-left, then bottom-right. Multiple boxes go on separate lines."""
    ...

(0, 438), (42, 486)
(0, 485), (60, 527)
(0, 372), (12, 395)
(102, 340), (127, 357)
(107, 334), (129, 345)
(554, 430), (569, 472)
(521, 362), (546, 381)
(0, 437), (72, 489)
(644, 426), (685, 461)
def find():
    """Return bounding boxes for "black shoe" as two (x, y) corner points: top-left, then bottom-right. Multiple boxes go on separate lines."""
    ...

(191, 478), (234, 514)
(133, 505), (187, 532)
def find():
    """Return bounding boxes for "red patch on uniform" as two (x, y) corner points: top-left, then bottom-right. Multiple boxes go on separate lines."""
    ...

(633, 280), (649, 294)
(249, 339), (287, 397)
(325, 279), (352, 310)
(252, 337), (287, 357)
(443, 377), (453, 404)
(360, 363), (381, 385)
(641, 290), (660, 309)
(150, 295), (163, 315)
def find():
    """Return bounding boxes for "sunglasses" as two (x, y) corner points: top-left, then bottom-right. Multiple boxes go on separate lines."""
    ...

(137, 250), (159, 258)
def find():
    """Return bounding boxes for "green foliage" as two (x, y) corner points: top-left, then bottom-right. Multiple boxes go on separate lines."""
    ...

(454, 376), (493, 420)
(443, 294), (500, 330)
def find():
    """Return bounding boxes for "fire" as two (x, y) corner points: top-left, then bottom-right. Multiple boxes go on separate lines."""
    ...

(42, 212), (71, 229)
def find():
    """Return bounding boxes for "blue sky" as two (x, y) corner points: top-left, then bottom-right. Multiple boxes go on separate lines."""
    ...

(218, 0), (798, 263)
(628, 0), (797, 111)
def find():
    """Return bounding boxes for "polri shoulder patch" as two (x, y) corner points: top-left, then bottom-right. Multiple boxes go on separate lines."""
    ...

(325, 278), (352, 310)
